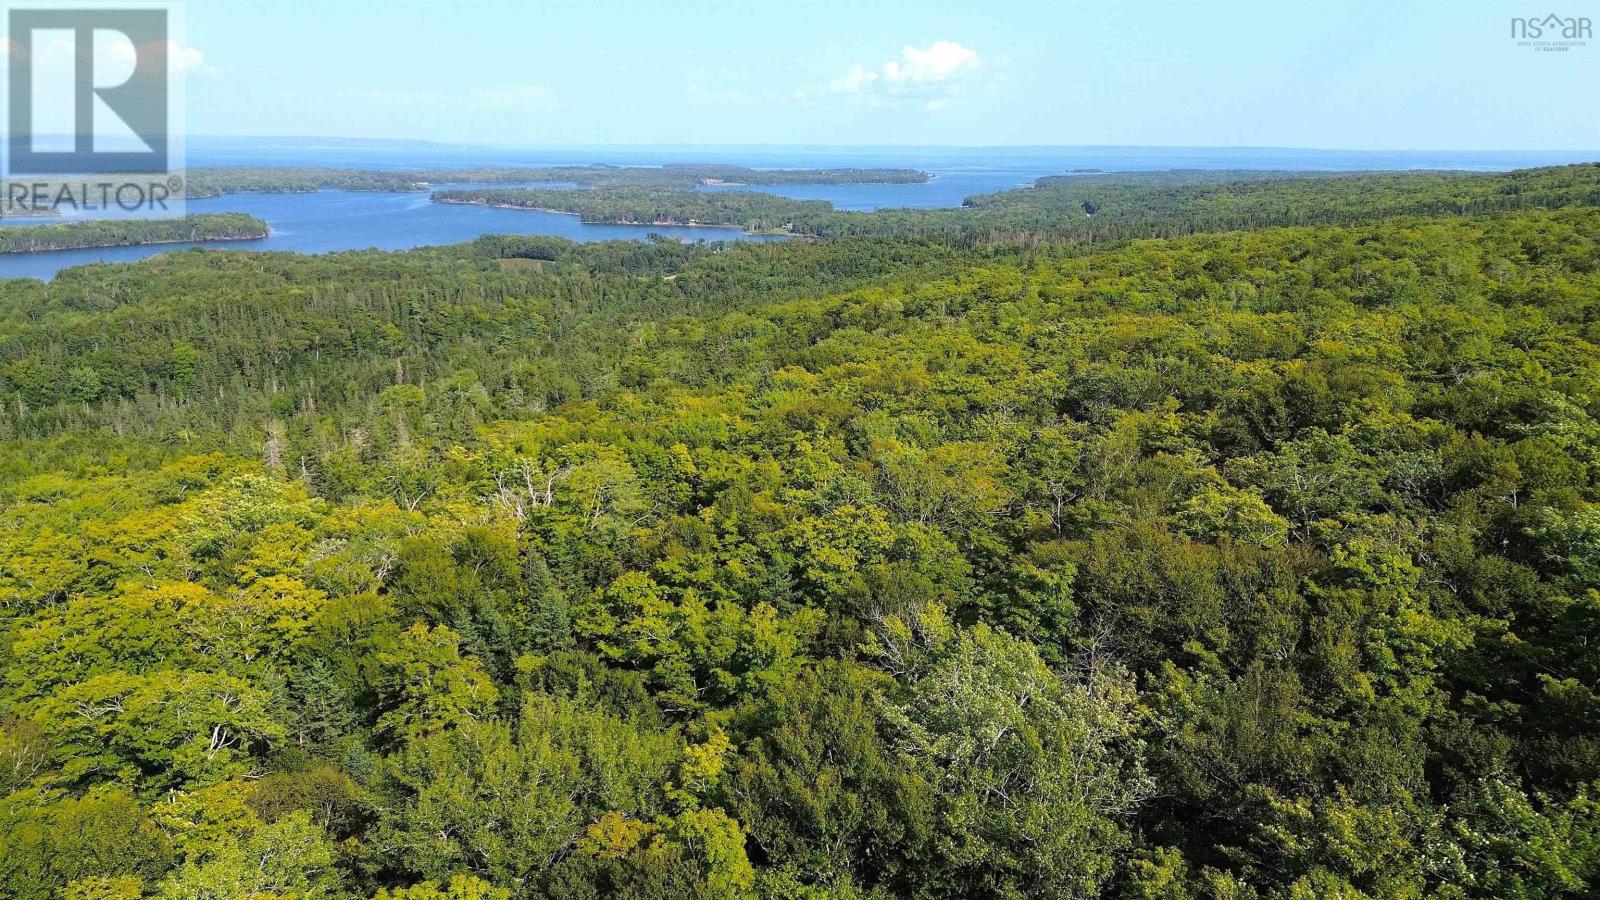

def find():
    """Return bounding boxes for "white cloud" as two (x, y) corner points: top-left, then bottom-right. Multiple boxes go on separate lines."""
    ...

(105, 38), (215, 77)
(821, 41), (983, 109)
(884, 41), (980, 84)
(829, 64), (879, 94)
(169, 41), (215, 77)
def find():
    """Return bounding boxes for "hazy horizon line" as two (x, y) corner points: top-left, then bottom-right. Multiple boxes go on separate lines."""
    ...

(170, 135), (1600, 155)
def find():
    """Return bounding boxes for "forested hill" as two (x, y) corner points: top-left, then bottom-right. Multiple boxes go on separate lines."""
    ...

(434, 163), (1600, 242)
(1, 172), (1600, 898)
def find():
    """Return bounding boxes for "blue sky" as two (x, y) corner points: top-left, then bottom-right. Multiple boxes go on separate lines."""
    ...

(173, 0), (1598, 149)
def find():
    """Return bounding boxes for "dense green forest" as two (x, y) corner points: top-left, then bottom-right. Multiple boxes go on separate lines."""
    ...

(0, 214), (269, 254)
(436, 164), (1600, 243)
(2, 167), (1600, 899)
(181, 165), (929, 198)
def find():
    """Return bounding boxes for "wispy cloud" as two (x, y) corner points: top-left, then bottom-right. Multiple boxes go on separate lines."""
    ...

(817, 41), (984, 109)
(2, 33), (217, 77)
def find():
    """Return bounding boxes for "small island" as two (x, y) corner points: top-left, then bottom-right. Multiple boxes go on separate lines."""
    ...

(0, 213), (269, 253)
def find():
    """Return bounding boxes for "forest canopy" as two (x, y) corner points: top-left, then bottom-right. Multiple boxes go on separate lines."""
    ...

(1, 166), (1599, 898)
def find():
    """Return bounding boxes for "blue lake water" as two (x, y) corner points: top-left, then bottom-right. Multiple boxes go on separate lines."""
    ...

(0, 186), (782, 281)
(5, 142), (1599, 281)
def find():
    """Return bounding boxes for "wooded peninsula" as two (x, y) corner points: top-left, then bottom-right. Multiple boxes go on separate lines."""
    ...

(0, 213), (269, 253)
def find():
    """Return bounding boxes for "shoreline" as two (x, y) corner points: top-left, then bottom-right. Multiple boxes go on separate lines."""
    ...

(0, 229), (271, 256)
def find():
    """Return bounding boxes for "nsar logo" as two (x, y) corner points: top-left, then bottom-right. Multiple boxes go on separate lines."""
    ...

(1511, 13), (1592, 51)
